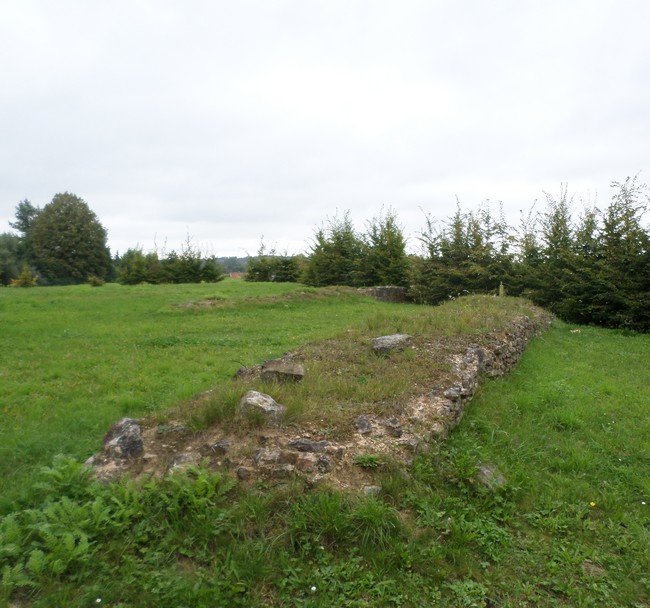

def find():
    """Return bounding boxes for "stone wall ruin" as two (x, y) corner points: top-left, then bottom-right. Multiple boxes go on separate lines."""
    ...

(87, 311), (551, 494)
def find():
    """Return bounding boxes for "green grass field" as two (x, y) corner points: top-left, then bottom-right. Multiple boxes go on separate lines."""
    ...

(0, 281), (385, 509)
(1, 281), (648, 607)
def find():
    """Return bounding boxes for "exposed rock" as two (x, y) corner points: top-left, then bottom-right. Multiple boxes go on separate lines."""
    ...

(459, 373), (477, 395)
(271, 464), (295, 478)
(168, 452), (198, 472)
(366, 286), (408, 303)
(84, 418), (145, 481)
(261, 359), (305, 383)
(234, 364), (262, 380)
(207, 439), (230, 455)
(430, 421), (448, 438)
(443, 387), (462, 401)
(295, 453), (319, 472)
(236, 466), (252, 480)
(287, 438), (330, 452)
(372, 334), (412, 354)
(87, 310), (552, 491)
(237, 391), (286, 423)
(278, 450), (298, 465)
(156, 422), (188, 435)
(326, 445), (346, 459)
(476, 463), (506, 491)
(397, 437), (419, 452)
(101, 417), (144, 461)
(354, 415), (373, 434)
(253, 448), (281, 465)
(363, 485), (382, 497)
(383, 416), (403, 437)
(317, 455), (333, 473)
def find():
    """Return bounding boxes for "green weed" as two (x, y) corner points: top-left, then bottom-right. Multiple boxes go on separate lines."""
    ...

(353, 454), (382, 469)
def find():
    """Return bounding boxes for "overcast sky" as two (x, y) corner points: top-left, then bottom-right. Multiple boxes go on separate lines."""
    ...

(2, 0), (649, 257)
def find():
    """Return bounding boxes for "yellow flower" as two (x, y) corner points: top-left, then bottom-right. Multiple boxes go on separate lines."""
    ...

(589, 501), (596, 508)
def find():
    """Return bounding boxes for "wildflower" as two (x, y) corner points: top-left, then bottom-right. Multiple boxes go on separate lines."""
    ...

(589, 501), (596, 508)
(311, 586), (317, 593)
(642, 501), (647, 505)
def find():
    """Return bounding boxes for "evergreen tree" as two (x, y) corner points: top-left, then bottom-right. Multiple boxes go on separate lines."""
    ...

(510, 207), (543, 297)
(8, 199), (40, 267)
(158, 235), (225, 284)
(272, 256), (301, 282)
(564, 206), (607, 325)
(9, 199), (40, 237)
(303, 212), (364, 287)
(598, 176), (650, 330)
(245, 240), (301, 283)
(117, 248), (161, 285)
(358, 208), (410, 287)
(532, 185), (576, 314)
(410, 202), (513, 304)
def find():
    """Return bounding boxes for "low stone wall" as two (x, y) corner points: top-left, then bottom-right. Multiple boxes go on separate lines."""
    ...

(87, 312), (552, 492)
(428, 314), (547, 437)
(363, 286), (409, 303)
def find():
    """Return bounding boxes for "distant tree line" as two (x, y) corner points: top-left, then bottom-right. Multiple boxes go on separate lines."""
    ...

(1, 193), (224, 287)
(244, 241), (303, 283)
(409, 176), (649, 331)
(244, 178), (650, 332)
(3, 176), (649, 331)
(115, 237), (225, 285)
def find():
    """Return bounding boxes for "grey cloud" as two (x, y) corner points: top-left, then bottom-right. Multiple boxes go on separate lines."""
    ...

(2, 0), (649, 256)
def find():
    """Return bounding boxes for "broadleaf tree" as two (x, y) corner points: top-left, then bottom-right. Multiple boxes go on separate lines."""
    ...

(29, 192), (112, 284)
(0, 233), (22, 285)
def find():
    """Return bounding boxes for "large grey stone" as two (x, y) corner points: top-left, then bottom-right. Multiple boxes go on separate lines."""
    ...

(476, 463), (506, 491)
(363, 485), (382, 497)
(383, 416), (403, 437)
(237, 390), (286, 423)
(101, 417), (144, 461)
(261, 359), (305, 383)
(372, 334), (412, 354)
(287, 438), (330, 452)
(443, 386), (462, 401)
(354, 415), (373, 434)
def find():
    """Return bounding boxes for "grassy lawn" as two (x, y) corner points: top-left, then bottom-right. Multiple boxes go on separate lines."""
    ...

(1, 282), (648, 606)
(0, 280), (385, 509)
(412, 322), (650, 606)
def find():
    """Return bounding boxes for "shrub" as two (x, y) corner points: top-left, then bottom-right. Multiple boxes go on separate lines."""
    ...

(87, 275), (105, 287)
(9, 264), (38, 287)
